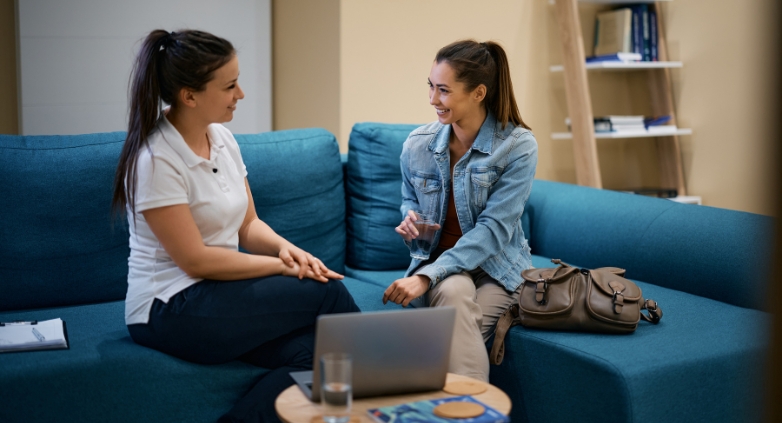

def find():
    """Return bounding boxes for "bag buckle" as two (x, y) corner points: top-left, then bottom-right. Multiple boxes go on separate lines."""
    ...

(535, 279), (548, 305)
(643, 299), (662, 323)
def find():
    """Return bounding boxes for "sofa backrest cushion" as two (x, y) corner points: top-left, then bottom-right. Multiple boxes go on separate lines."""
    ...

(345, 123), (418, 269)
(236, 128), (346, 273)
(0, 128), (345, 312)
(526, 180), (774, 311)
(0, 132), (130, 312)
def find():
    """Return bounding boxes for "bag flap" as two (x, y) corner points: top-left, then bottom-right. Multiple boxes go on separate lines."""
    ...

(589, 270), (642, 301)
(518, 269), (578, 316)
(593, 267), (626, 277)
(521, 266), (579, 283)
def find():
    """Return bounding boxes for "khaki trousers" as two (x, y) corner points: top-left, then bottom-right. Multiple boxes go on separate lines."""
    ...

(420, 268), (520, 382)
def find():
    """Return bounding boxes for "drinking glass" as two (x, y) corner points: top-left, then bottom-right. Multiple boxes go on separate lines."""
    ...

(320, 352), (352, 423)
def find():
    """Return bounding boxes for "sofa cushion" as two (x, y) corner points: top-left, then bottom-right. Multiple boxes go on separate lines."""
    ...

(344, 267), (405, 289)
(0, 132), (130, 312)
(345, 123), (419, 269)
(490, 276), (769, 423)
(0, 277), (396, 422)
(0, 301), (266, 423)
(236, 129), (346, 273)
(526, 180), (774, 311)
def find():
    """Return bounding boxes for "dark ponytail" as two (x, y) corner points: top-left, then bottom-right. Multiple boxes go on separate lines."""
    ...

(435, 40), (530, 130)
(112, 30), (235, 220)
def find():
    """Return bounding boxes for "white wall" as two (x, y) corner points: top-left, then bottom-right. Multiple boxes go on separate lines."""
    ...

(17, 0), (271, 135)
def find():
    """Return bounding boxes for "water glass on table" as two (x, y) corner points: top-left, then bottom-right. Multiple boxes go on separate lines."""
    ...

(320, 352), (352, 423)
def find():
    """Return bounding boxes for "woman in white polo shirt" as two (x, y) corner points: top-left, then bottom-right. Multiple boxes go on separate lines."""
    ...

(111, 30), (359, 423)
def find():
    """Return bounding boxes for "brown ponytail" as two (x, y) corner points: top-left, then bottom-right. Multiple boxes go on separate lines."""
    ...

(112, 30), (235, 220)
(435, 40), (530, 130)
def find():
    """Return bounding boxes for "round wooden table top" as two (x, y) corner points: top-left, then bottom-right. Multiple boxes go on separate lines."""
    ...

(275, 373), (512, 423)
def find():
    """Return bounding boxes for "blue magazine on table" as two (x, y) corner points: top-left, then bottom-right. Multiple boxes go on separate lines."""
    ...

(367, 395), (509, 423)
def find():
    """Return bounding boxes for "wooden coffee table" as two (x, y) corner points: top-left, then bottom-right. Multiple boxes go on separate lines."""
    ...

(275, 373), (511, 422)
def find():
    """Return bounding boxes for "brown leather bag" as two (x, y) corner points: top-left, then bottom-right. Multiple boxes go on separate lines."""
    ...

(490, 259), (662, 365)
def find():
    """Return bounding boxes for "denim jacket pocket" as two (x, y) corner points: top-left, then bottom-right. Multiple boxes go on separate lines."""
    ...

(412, 172), (442, 216)
(470, 167), (501, 209)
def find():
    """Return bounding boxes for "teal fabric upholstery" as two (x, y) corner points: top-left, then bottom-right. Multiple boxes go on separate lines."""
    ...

(345, 123), (419, 269)
(0, 123), (773, 423)
(490, 278), (769, 423)
(0, 133), (129, 311)
(345, 267), (405, 289)
(236, 129), (346, 273)
(526, 180), (773, 311)
(0, 277), (393, 423)
(0, 301), (266, 423)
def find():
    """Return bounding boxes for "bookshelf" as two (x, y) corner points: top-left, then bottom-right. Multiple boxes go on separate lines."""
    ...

(551, 0), (695, 200)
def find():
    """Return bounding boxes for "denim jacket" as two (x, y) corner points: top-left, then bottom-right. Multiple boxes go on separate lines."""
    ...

(400, 112), (538, 292)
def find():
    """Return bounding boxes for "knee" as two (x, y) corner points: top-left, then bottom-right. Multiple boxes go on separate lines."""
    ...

(430, 274), (476, 306)
(322, 279), (360, 314)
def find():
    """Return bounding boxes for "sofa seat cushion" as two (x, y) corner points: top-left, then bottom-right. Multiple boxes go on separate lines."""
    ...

(345, 266), (405, 289)
(341, 275), (404, 312)
(0, 277), (402, 423)
(490, 276), (769, 423)
(0, 301), (266, 423)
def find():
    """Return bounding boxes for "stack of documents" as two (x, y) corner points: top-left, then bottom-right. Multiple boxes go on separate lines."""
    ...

(0, 318), (69, 352)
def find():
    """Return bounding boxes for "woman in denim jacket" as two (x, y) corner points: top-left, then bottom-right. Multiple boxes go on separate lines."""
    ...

(383, 40), (537, 382)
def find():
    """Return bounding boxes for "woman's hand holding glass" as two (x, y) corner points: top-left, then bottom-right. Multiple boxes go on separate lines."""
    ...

(395, 210), (441, 242)
(279, 244), (343, 283)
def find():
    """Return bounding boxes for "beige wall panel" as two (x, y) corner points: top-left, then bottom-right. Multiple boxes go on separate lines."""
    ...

(336, 0), (778, 214)
(664, 0), (778, 215)
(340, 0), (551, 162)
(272, 0), (340, 141)
(0, 0), (18, 134)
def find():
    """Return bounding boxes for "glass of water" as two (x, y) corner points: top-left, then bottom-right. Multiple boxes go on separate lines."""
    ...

(320, 352), (352, 423)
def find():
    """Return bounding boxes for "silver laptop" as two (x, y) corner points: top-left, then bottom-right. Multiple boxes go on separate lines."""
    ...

(290, 306), (455, 401)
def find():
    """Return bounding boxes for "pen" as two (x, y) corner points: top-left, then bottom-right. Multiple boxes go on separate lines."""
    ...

(32, 327), (45, 342)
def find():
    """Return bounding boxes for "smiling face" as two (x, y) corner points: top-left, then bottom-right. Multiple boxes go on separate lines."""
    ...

(191, 55), (245, 124)
(428, 61), (485, 127)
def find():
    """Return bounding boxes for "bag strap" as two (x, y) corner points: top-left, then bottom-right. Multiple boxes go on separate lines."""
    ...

(641, 299), (663, 323)
(489, 303), (519, 365)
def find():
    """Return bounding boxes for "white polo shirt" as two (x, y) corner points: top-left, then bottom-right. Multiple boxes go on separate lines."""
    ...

(125, 116), (249, 325)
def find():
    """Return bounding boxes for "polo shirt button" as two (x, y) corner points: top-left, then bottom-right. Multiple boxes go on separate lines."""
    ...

(213, 168), (218, 173)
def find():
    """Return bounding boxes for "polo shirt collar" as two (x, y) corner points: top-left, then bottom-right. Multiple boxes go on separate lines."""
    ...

(158, 115), (225, 168)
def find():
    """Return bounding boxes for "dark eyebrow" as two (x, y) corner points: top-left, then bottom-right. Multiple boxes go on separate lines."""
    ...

(427, 78), (449, 89)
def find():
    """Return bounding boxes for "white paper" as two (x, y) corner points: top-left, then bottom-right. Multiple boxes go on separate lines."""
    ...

(0, 318), (68, 352)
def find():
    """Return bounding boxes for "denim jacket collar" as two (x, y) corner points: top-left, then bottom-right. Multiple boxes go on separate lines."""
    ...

(429, 112), (499, 156)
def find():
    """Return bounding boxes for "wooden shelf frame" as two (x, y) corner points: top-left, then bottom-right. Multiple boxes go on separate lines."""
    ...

(552, 0), (688, 195)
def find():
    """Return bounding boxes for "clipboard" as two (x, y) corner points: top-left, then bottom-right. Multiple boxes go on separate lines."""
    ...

(0, 318), (69, 353)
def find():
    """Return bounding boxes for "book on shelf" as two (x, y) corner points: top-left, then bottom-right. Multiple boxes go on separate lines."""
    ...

(650, 8), (658, 61)
(647, 125), (678, 134)
(565, 115), (677, 134)
(0, 318), (69, 353)
(593, 8), (632, 57)
(599, 4), (658, 62)
(585, 52), (642, 63)
(367, 395), (509, 423)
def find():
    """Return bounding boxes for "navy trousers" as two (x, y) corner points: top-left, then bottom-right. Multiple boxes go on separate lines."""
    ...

(127, 275), (360, 423)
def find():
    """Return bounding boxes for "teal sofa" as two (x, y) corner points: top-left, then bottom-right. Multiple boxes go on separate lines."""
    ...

(0, 124), (772, 423)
